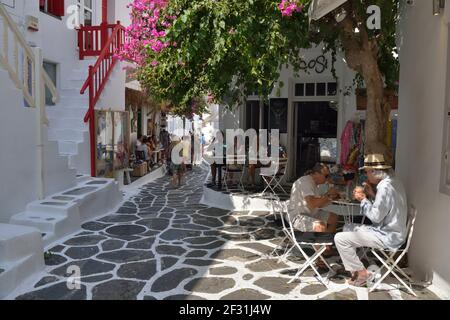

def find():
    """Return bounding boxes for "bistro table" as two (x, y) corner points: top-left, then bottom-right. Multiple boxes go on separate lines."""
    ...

(326, 199), (362, 226)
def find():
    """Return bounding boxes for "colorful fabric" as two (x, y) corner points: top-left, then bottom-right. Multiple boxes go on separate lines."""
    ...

(340, 121), (353, 165)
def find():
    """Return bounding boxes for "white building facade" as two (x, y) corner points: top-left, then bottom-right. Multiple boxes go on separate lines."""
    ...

(396, 0), (450, 298)
(0, 0), (130, 298)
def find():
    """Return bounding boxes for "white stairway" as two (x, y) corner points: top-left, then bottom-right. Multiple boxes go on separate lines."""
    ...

(0, 224), (45, 299)
(10, 175), (123, 247)
(46, 59), (94, 175)
(1, 63), (123, 298)
(0, 66), (74, 299)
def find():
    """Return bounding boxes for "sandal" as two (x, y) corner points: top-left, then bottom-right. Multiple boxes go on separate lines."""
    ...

(314, 259), (328, 269)
(348, 272), (373, 287)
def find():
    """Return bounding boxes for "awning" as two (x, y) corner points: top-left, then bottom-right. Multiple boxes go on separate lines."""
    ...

(125, 80), (143, 92)
(308, 0), (348, 22)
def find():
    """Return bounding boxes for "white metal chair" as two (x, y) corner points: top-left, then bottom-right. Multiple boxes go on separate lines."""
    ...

(222, 154), (246, 192)
(368, 205), (418, 297)
(260, 158), (288, 195)
(268, 195), (296, 263)
(285, 211), (335, 286)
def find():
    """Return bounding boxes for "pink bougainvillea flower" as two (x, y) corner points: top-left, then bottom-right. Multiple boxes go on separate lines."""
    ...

(278, 0), (304, 17)
(118, 0), (176, 66)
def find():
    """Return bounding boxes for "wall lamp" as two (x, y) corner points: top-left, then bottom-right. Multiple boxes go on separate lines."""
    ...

(434, 0), (445, 16)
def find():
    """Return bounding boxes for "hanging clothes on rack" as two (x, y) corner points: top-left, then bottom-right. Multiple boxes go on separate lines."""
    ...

(340, 121), (353, 165)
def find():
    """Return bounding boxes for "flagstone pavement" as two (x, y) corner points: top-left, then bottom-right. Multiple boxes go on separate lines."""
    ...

(12, 166), (440, 300)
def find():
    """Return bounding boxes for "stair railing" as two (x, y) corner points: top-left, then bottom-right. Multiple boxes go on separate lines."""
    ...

(0, 4), (59, 109)
(0, 3), (60, 199)
(80, 22), (125, 176)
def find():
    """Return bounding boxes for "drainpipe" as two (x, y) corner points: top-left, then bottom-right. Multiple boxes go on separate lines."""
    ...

(102, 0), (108, 24)
(33, 47), (45, 199)
(101, 0), (108, 48)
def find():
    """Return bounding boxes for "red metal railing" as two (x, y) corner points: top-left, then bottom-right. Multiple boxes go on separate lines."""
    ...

(77, 23), (118, 60)
(80, 23), (126, 176)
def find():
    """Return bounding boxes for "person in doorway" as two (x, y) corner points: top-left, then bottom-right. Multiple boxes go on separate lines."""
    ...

(136, 135), (150, 162)
(334, 154), (408, 287)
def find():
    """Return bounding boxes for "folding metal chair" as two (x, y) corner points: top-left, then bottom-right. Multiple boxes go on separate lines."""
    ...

(260, 158), (288, 195)
(368, 205), (418, 297)
(285, 212), (335, 286)
(222, 155), (246, 192)
(268, 195), (296, 263)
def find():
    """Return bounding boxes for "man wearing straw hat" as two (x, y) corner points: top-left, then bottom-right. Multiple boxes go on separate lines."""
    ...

(334, 154), (408, 287)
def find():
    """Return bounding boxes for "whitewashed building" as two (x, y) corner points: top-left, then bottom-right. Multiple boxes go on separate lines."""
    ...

(396, 0), (450, 299)
(0, 0), (130, 298)
(218, 45), (375, 180)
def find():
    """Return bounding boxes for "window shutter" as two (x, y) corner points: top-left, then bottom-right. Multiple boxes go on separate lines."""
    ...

(48, 0), (65, 17)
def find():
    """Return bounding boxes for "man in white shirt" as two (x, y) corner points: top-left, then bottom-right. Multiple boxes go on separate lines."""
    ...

(287, 163), (339, 234)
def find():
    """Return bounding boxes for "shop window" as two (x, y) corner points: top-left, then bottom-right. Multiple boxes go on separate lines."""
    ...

(40, 0), (65, 18)
(327, 82), (337, 96)
(295, 83), (304, 96)
(295, 81), (338, 98)
(305, 83), (315, 96)
(245, 100), (260, 131)
(43, 61), (57, 106)
(316, 82), (326, 96)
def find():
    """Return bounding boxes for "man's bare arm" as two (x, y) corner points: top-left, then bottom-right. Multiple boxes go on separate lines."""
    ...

(305, 195), (332, 211)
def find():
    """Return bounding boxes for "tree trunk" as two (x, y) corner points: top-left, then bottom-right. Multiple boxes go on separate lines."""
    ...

(338, 12), (393, 164)
(360, 46), (393, 164)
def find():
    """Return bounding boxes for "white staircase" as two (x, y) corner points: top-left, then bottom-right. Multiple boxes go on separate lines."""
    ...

(1, 3), (123, 299)
(0, 224), (45, 299)
(46, 59), (95, 175)
(10, 176), (123, 247)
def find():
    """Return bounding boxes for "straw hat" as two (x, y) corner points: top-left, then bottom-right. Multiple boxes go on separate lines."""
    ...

(359, 154), (392, 170)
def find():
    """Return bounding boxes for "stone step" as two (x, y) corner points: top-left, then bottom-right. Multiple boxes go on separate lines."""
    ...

(10, 211), (76, 234)
(0, 224), (44, 263)
(48, 128), (87, 142)
(48, 117), (87, 130)
(61, 79), (86, 90)
(46, 106), (87, 119)
(0, 254), (45, 299)
(57, 140), (79, 155)
(9, 178), (122, 247)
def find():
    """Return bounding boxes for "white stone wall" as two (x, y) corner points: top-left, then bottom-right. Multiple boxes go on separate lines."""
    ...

(396, 0), (450, 298)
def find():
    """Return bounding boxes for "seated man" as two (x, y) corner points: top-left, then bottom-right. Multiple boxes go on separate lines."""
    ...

(334, 154), (408, 286)
(136, 136), (150, 162)
(287, 163), (339, 246)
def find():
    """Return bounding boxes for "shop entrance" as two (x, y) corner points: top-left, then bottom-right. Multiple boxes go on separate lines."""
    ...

(294, 101), (338, 178)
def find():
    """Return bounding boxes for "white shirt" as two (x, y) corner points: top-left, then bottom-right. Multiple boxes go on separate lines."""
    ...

(287, 175), (320, 221)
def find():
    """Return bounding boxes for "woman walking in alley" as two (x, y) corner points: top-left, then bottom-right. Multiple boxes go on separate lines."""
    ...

(168, 137), (186, 187)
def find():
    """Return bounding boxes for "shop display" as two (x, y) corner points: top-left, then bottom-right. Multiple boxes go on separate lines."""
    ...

(95, 110), (130, 178)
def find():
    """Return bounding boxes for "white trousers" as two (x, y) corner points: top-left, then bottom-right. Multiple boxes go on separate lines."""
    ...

(335, 224), (384, 272)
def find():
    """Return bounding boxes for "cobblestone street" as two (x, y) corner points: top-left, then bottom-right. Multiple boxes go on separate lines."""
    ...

(12, 167), (440, 300)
